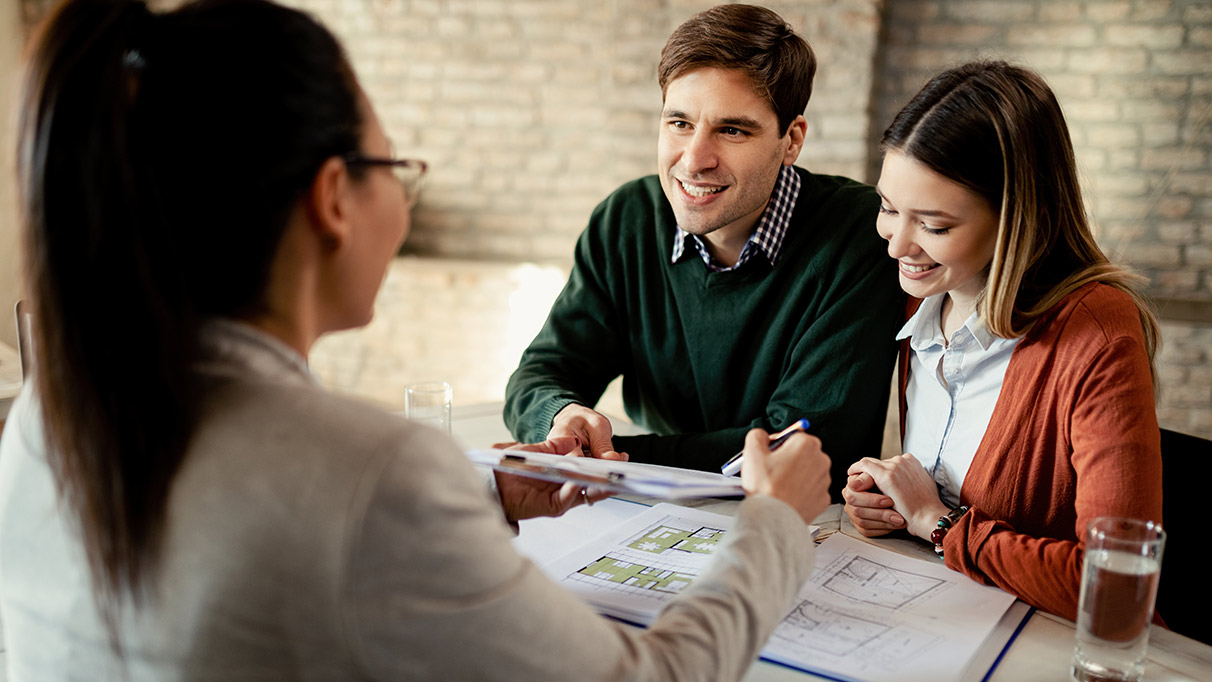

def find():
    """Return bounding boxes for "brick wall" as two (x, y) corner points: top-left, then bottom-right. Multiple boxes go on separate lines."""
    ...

(295, 0), (881, 261)
(873, 0), (1212, 304)
(870, 0), (1212, 441)
(13, 0), (1211, 438)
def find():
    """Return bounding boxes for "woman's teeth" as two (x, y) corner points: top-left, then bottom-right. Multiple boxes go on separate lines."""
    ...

(900, 261), (938, 273)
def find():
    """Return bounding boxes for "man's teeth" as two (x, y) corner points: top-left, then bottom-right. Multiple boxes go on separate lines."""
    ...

(901, 262), (937, 273)
(681, 181), (724, 197)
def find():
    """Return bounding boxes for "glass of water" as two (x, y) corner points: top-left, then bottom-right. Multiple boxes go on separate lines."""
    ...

(1071, 516), (1165, 682)
(404, 381), (452, 436)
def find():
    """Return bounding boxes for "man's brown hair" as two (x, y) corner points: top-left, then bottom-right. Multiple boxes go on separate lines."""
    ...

(658, 4), (816, 135)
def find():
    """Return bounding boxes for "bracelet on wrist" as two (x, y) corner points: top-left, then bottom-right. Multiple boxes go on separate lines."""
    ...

(930, 505), (969, 558)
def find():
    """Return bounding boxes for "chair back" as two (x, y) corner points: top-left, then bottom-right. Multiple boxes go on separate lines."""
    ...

(1156, 427), (1212, 644)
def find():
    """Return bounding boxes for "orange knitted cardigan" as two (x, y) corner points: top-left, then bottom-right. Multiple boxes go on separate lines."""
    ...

(897, 282), (1163, 621)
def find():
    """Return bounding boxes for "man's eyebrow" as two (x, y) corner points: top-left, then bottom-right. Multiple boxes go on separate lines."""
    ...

(717, 116), (764, 130)
(659, 110), (766, 131)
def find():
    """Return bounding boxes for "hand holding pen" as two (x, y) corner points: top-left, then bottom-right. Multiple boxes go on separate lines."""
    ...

(720, 418), (811, 476)
(736, 423), (831, 525)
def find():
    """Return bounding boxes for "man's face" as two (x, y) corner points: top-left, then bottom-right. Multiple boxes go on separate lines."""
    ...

(657, 67), (803, 245)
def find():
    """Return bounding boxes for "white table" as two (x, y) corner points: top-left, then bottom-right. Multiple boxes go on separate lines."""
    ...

(452, 403), (1212, 682)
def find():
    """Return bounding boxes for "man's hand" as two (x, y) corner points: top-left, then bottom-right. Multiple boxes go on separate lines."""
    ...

(739, 428), (831, 525)
(548, 403), (628, 461)
(493, 436), (614, 523)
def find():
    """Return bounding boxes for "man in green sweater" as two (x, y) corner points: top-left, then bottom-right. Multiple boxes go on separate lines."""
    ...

(504, 4), (903, 499)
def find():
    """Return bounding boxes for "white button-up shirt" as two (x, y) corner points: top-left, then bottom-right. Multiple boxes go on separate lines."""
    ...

(898, 295), (1021, 507)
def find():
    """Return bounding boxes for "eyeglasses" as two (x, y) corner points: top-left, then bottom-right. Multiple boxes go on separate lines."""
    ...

(343, 154), (429, 207)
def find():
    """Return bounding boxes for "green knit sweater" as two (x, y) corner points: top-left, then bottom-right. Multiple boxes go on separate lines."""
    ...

(504, 167), (904, 499)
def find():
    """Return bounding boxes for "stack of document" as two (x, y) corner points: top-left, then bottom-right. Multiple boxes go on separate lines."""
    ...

(465, 449), (744, 498)
(539, 503), (1031, 682)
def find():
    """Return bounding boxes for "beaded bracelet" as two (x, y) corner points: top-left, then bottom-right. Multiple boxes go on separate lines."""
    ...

(931, 505), (970, 558)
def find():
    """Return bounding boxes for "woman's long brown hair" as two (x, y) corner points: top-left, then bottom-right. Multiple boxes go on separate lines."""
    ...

(881, 61), (1159, 380)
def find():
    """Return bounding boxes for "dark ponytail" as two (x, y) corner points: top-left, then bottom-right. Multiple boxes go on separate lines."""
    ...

(19, 0), (364, 640)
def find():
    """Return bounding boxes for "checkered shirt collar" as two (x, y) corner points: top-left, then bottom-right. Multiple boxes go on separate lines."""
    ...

(671, 165), (801, 272)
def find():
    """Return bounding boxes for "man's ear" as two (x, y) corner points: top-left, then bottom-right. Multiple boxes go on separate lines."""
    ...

(305, 156), (353, 252)
(782, 115), (808, 166)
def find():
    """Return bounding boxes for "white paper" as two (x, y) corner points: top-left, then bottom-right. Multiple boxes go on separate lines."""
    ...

(542, 504), (1022, 682)
(465, 449), (745, 498)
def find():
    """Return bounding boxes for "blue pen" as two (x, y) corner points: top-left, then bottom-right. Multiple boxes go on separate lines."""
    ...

(720, 418), (810, 477)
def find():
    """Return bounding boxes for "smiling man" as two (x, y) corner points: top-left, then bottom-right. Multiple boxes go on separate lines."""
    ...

(504, 4), (903, 499)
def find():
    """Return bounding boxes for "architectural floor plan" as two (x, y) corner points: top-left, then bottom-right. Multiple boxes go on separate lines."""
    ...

(543, 503), (1024, 682)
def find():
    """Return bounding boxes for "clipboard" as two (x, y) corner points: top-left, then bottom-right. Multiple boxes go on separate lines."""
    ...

(464, 449), (745, 499)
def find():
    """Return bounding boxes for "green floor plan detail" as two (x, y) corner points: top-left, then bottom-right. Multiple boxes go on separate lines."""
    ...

(578, 556), (696, 594)
(627, 524), (724, 555)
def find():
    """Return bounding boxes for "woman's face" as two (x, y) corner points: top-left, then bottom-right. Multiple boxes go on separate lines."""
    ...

(334, 94), (412, 329)
(875, 150), (999, 304)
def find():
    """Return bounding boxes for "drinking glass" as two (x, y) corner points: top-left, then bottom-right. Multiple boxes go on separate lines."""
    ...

(1071, 516), (1165, 682)
(404, 381), (452, 436)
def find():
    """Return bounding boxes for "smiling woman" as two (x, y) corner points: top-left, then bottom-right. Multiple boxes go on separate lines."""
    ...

(844, 60), (1164, 624)
(875, 150), (1000, 334)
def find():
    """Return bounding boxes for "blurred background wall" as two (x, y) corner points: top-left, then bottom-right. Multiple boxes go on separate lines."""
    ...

(0, 1), (22, 351)
(3, 0), (1210, 438)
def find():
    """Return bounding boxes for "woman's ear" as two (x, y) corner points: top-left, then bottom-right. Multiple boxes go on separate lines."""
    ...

(305, 156), (353, 252)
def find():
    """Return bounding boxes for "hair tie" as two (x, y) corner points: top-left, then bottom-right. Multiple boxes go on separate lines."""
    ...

(122, 48), (146, 71)
(121, 1), (155, 71)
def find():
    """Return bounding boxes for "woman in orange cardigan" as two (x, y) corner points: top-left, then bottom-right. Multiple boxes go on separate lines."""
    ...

(843, 60), (1163, 621)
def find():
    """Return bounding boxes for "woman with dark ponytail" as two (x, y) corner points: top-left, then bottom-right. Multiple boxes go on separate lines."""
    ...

(0, 1), (832, 677)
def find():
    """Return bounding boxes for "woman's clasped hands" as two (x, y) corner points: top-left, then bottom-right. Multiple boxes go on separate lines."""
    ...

(843, 454), (951, 540)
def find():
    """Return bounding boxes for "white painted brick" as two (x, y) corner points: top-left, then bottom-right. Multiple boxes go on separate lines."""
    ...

(919, 24), (1000, 45)
(1166, 384), (1212, 407)
(1152, 50), (1212, 75)
(1142, 122), (1181, 146)
(1047, 73), (1098, 98)
(1125, 244), (1182, 267)
(1141, 148), (1209, 171)
(1086, 2), (1133, 21)
(1129, 0), (1176, 22)
(1091, 173), (1149, 196)
(1190, 412), (1212, 440)
(1155, 195), (1195, 220)
(1098, 77), (1190, 99)
(1187, 246), (1212, 267)
(944, 1), (1034, 22)
(1066, 47), (1148, 73)
(1041, 4), (1083, 22)
(1154, 270), (1200, 290)
(1106, 149), (1140, 170)
(1010, 48), (1069, 71)
(1008, 24), (1097, 47)
(1121, 99), (1184, 122)
(1086, 123), (1142, 147)
(1170, 172), (1212, 194)
(1104, 24), (1185, 48)
(1064, 100), (1121, 122)
(1157, 222), (1199, 243)
(890, 0), (942, 22)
